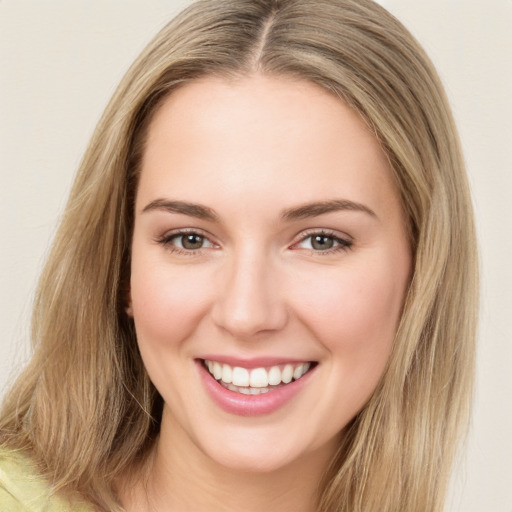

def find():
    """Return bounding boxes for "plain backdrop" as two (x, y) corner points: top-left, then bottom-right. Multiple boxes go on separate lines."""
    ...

(0, 1), (511, 511)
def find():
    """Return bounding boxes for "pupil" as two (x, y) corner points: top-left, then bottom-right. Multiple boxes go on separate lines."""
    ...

(312, 235), (333, 250)
(182, 234), (203, 249)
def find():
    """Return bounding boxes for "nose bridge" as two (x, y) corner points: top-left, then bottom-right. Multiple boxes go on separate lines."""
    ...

(212, 244), (287, 338)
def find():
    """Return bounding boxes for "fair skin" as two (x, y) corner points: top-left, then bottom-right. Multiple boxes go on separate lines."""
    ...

(122, 74), (411, 511)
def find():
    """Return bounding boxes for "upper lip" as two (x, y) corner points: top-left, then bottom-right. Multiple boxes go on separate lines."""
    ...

(198, 355), (315, 369)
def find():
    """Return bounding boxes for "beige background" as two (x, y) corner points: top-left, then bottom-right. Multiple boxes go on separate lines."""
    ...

(1, 1), (511, 510)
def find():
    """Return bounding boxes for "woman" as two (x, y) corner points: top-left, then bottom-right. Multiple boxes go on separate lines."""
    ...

(0, 0), (478, 511)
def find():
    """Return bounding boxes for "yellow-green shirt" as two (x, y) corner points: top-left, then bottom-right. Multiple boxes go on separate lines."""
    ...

(0, 447), (93, 511)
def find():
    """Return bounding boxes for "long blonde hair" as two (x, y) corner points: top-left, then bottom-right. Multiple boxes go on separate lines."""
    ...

(0, 1), (478, 510)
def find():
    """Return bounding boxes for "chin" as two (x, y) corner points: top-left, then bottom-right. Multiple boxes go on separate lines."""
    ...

(190, 419), (340, 476)
(203, 442), (307, 474)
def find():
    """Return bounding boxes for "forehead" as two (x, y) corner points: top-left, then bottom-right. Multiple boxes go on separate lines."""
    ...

(137, 74), (401, 223)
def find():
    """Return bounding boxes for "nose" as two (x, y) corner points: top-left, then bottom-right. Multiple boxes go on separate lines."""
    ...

(211, 249), (288, 340)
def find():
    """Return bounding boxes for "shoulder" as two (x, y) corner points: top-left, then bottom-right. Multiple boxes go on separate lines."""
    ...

(0, 446), (93, 512)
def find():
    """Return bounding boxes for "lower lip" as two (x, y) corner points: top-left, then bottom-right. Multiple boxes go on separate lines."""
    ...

(197, 361), (315, 417)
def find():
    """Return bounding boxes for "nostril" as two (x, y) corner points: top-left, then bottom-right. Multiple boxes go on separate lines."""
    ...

(210, 265), (289, 338)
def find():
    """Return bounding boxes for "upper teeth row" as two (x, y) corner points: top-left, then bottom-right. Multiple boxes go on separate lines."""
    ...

(205, 360), (311, 388)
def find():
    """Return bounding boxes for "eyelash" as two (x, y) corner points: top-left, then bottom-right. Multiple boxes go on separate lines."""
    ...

(156, 228), (215, 256)
(156, 229), (353, 255)
(291, 229), (353, 254)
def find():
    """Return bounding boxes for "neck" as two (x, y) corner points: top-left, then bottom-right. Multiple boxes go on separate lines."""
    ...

(119, 407), (337, 512)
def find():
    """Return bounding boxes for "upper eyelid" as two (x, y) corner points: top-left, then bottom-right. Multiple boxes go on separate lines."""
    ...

(292, 228), (353, 244)
(289, 229), (354, 254)
(159, 227), (213, 240)
(157, 229), (218, 254)
(156, 227), (353, 247)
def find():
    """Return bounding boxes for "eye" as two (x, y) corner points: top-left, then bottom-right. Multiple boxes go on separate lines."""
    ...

(174, 233), (210, 250)
(309, 234), (336, 250)
(293, 231), (352, 253)
(158, 230), (216, 252)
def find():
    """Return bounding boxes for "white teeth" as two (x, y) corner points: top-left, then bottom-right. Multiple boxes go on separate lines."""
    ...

(293, 363), (310, 380)
(249, 368), (268, 388)
(213, 362), (222, 380)
(293, 364), (304, 380)
(232, 367), (250, 387)
(281, 364), (293, 384)
(204, 359), (312, 391)
(268, 366), (281, 386)
(223, 382), (270, 394)
(221, 364), (232, 384)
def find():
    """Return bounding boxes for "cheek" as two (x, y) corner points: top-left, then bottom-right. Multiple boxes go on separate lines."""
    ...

(130, 258), (213, 347)
(291, 255), (409, 364)
(288, 254), (410, 427)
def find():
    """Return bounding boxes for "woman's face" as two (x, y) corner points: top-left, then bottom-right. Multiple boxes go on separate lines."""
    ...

(129, 75), (411, 473)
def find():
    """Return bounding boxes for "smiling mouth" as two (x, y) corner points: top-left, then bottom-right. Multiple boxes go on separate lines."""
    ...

(202, 359), (316, 395)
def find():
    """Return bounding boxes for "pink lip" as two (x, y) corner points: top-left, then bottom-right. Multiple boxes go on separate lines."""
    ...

(199, 355), (311, 369)
(196, 360), (316, 417)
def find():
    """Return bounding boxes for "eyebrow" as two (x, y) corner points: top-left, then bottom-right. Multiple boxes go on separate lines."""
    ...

(280, 199), (377, 221)
(142, 199), (219, 221)
(141, 198), (376, 222)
